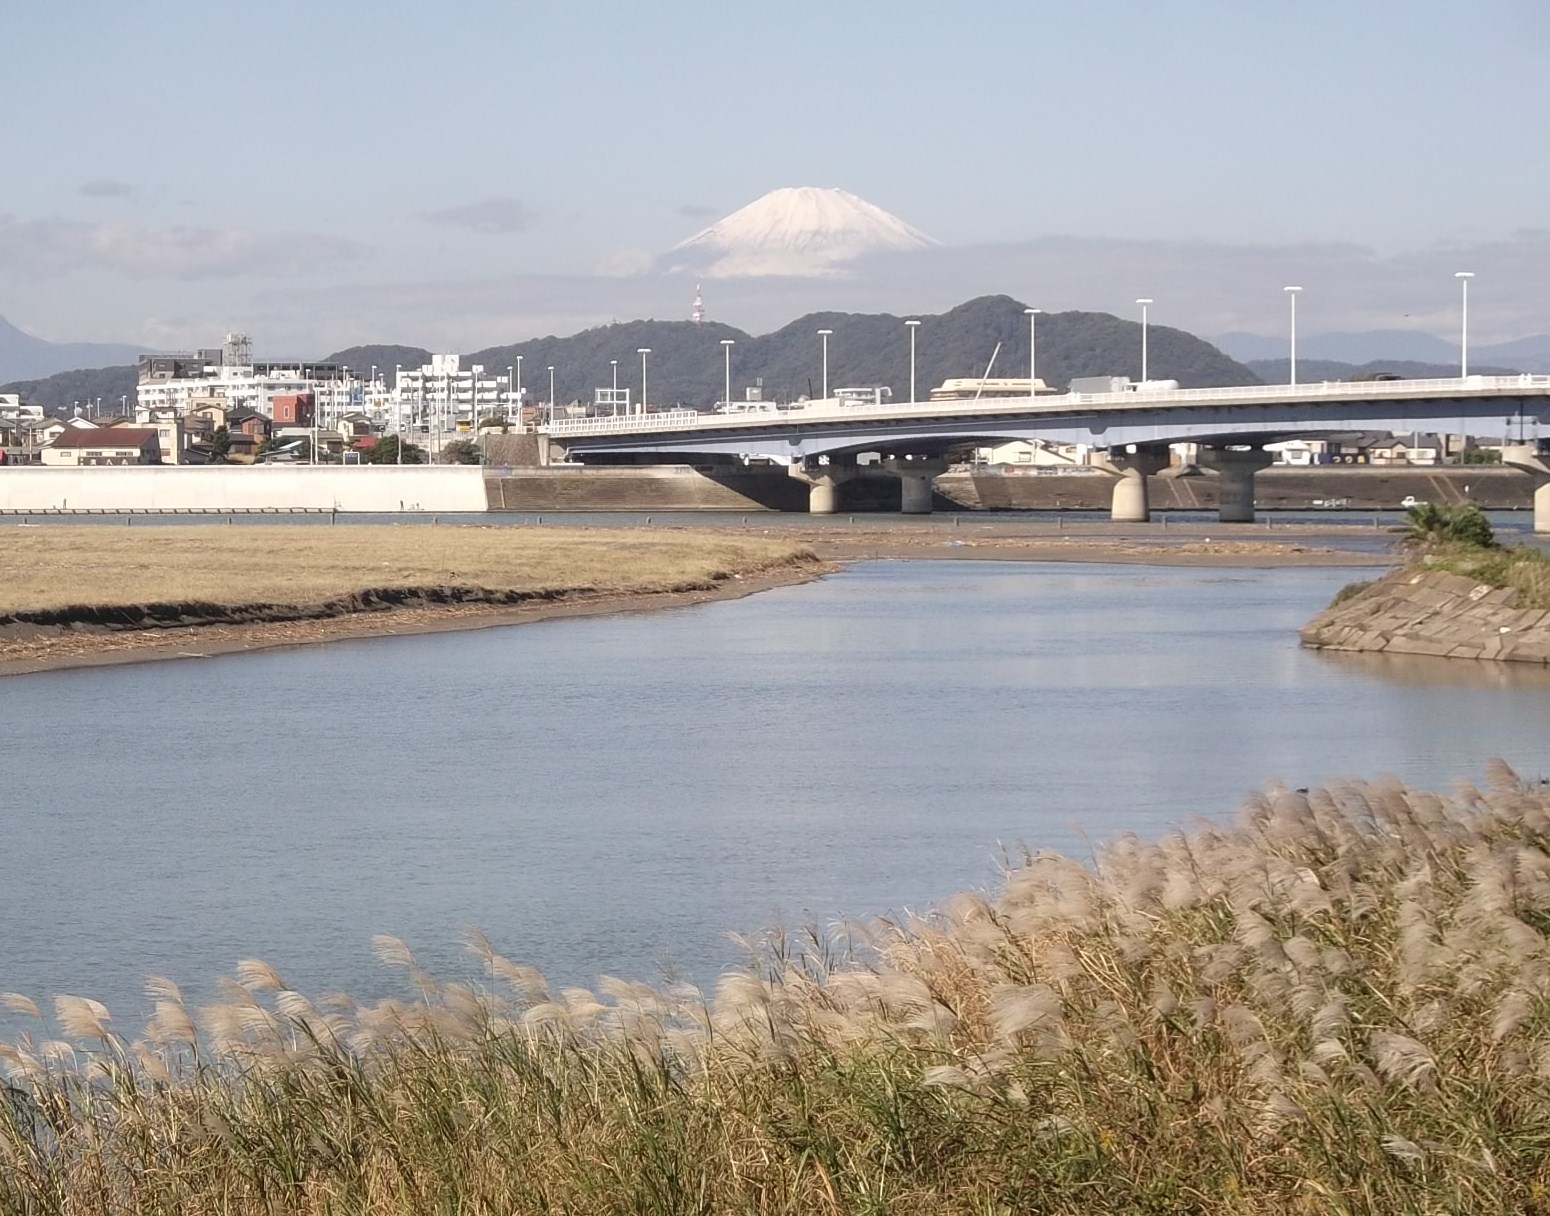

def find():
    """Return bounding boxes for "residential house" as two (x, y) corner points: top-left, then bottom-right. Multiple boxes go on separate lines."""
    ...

(272, 393), (315, 427)
(224, 408), (271, 462)
(42, 428), (163, 466)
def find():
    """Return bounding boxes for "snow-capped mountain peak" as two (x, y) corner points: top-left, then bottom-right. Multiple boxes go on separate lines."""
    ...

(665, 187), (935, 278)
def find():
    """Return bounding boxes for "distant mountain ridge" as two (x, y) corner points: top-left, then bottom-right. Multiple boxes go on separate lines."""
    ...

(0, 315), (145, 383)
(5, 297), (1257, 411)
(1217, 329), (1550, 373)
(459, 295), (1256, 409)
(1246, 358), (1523, 383)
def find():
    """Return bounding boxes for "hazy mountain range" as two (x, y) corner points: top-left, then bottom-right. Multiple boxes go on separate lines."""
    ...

(0, 315), (145, 383)
(1216, 329), (1550, 372)
(333, 295), (1254, 410)
(4, 296), (1254, 412)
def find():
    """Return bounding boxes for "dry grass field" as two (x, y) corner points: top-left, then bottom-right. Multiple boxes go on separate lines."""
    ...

(0, 524), (820, 613)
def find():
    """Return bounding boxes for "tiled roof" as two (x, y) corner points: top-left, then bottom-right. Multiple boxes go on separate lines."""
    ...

(48, 427), (160, 449)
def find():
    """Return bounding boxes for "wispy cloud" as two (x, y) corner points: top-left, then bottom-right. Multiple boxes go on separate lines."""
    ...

(79, 179), (133, 199)
(0, 216), (367, 280)
(417, 198), (538, 234)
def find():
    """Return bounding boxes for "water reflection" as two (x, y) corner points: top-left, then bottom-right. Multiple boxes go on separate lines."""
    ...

(1, 559), (1546, 1028)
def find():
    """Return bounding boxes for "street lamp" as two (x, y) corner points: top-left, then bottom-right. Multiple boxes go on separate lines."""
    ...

(515, 354), (523, 413)
(610, 359), (619, 414)
(394, 363), (403, 465)
(905, 319), (921, 404)
(507, 364), (515, 420)
(1024, 308), (1041, 400)
(547, 365), (556, 424)
(1136, 298), (1153, 383)
(1456, 271), (1474, 377)
(637, 348), (651, 414)
(720, 338), (735, 410)
(817, 328), (833, 399)
(1283, 286), (1302, 386)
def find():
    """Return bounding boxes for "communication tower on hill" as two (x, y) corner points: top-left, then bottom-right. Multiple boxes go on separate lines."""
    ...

(691, 283), (704, 324)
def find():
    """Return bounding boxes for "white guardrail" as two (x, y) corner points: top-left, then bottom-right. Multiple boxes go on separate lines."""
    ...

(544, 375), (1550, 438)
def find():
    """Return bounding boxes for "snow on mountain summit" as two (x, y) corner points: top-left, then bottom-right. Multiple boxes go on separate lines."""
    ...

(666, 187), (935, 278)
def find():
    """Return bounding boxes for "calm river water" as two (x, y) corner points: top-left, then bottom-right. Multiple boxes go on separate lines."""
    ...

(3, 559), (1549, 1025)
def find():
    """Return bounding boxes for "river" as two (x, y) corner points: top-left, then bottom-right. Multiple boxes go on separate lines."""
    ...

(3, 558), (1548, 1028)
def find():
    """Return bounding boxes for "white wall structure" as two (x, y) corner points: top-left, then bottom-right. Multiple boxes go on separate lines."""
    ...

(0, 467), (487, 513)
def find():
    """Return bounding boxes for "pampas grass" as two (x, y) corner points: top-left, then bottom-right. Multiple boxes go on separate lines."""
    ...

(6, 767), (1550, 1212)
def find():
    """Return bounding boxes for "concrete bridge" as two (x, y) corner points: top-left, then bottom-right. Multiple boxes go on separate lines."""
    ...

(544, 375), (1550, 529)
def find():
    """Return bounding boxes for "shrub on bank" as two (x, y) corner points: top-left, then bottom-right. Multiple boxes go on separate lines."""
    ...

(6, 766), (1550, 1212)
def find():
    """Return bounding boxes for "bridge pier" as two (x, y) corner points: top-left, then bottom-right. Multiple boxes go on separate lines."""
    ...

(788, 460), (858, 515)
(879, 455), (948, 514)
(1502, 444), (1550, 533)
(1095, 447), (1169, 523)
(1198, 447), (1275, 523)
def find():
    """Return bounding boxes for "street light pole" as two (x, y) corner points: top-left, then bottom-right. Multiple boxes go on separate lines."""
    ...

(507, 364), (514, 422)
(1024, 308), (1041, 400)
(637, 347), (650, 414)
(817, 328), (832, 399)
(394, 364), (403, 465)
(720, 339), (735, 410)
(1456, 271), (1474, 377)
(610, 360), (619, 415)
(905, 319), (921, 403)
(547, 365), (556, 424)
(1136, 298), (1153, 383)
(1283, 286), (1301, 386)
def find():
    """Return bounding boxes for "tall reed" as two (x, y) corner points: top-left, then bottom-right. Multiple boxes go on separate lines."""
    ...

(5, 765), (1550, 1213)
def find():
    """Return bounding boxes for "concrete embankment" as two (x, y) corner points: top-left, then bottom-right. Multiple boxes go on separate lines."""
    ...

(1301, 567), (1550, 663)
(484, 465), (1534, 513)
(0, 466), (486, 513)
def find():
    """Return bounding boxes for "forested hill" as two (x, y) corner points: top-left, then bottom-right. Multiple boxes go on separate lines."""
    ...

(467, 295), (1258, 408)
(5, 297), (1257, 411)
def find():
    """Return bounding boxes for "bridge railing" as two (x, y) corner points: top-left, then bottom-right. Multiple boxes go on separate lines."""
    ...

(548, 409), (700, 436)
(542, 374), (1550, 437)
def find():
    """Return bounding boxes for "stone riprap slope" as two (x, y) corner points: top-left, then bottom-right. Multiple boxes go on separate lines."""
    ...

(1301, 567), (1550, 662)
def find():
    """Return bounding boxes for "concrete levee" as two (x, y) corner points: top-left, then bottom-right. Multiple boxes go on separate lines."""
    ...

(485, 465), (907, 512)
(0, 466), (487, 513)
(934, 467), (1535, 512)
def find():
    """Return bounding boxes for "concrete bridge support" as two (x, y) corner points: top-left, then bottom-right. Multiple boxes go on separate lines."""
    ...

(879, 455), (949, 514)
(1095, 448), (1169, 523)
(1198, 447), (1275, 523)
(1502, 445), (1550, 533)
(788, 461), (859, 515)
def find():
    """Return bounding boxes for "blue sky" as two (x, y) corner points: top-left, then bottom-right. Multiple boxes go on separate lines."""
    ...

(3, 0), (1547, 356)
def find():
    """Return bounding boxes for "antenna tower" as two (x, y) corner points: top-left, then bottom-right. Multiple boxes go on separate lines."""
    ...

(691, 283), (704, 325)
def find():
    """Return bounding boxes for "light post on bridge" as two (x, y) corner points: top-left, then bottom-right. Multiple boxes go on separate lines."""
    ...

(515, 355), (523, 417)
(720, 338), (735, 410)
(547, 365), (555, 424)
(817, 328), (832, 399)
(905, 319), (920, 404)
(1136, 298), (1153, 384)
(394, 363), (403, 465)
(637, 347), (650, 414)
(1024, 308), (1041, 400)
(610, 359), (619, 415)
(1283, 286), (1301, 386)
(1456, 271), (1474, 377)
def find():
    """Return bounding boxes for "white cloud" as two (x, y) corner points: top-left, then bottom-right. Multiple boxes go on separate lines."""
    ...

(0, 216), (367, 280)
(417, 198), (539, 234)
(79, 179), (133, 198)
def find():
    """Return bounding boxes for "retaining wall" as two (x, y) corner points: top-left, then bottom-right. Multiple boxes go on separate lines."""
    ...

(1300, 568), (1550, 663)
(0, 466), (487, 513)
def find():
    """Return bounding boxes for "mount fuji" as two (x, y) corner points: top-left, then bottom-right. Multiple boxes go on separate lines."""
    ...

(664, 187), (936, 278)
